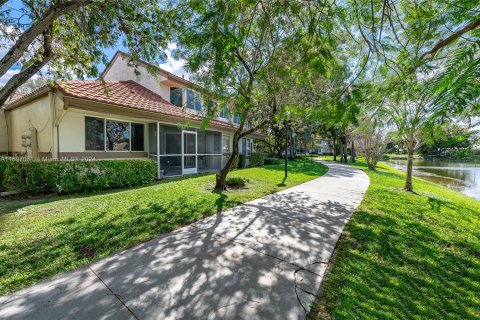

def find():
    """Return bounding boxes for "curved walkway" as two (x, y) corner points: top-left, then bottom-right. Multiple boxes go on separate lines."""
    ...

(0, 161), (369, 320)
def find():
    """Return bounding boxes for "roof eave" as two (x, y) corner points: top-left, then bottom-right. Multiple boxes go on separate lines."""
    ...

(3, 87), (51, 110)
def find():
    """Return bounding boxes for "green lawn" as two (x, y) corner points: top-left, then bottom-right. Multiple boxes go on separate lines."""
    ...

(311, 158), (480, 319)
(0, 161), (327, 296)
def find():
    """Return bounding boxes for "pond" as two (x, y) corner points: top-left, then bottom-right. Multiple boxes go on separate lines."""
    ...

(384, 159), (480, 200)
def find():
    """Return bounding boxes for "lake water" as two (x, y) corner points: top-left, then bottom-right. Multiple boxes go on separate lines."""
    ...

(384, 159), (480, 200)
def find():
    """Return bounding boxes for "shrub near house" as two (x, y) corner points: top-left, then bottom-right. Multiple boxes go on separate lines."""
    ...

(0, 159), (157, 195)
(249, 153), (265, 167)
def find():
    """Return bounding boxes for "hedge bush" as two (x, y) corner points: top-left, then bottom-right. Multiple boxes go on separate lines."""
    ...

(0, 159), (157, 195)
(264, 157), (282, 165)
(225, 176), (248, 188)
(249, 153), (265, 167)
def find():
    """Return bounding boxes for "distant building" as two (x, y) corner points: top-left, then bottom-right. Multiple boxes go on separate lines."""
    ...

(310, 138), (334, 155)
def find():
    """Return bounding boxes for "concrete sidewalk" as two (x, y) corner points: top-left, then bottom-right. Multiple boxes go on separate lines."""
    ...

(0, 161), (369, 320)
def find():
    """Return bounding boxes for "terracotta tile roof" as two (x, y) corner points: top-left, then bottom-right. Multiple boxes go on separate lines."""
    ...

(5, 91), (26, 104)
(57, 80), (236, 130)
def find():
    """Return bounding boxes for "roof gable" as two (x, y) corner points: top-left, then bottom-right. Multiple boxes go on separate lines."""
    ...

(101, 51), (190, 88)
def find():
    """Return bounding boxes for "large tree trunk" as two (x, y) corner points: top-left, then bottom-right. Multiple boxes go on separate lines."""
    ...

(215, 131), (240, 190)
(404, 147), (414, 192)
(343, 139), (348, 162)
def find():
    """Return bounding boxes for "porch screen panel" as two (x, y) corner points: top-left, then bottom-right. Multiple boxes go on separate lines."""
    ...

(222, 135), (230, 166)
(197, 130), (222, 173)
(148, 123), (157, 154)
(148, 123), (158, 173)
(159, 125), (182, 177)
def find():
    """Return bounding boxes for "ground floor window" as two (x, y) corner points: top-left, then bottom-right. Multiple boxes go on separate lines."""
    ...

(84, 116), (144, 151)
(106, 120), (130, 151)
(131, 123), (145, 151)
(85, 116), (105, 151)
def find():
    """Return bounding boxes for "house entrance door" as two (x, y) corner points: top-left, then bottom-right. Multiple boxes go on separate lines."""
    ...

(183, 130), (197, 174)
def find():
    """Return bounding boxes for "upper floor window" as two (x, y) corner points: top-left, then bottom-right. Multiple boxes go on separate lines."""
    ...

(170, 88), (183, 107)
(186, 89), (202, 111)
(219, 104), (228, 118)
(233, 113), (240, 124)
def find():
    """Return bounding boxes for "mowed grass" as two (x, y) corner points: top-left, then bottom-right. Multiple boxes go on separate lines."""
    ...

(313, 158), (480, 319)
(0, 161), (327, 296)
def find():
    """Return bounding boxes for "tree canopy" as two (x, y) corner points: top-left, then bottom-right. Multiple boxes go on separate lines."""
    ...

(0, 0), (174, 105)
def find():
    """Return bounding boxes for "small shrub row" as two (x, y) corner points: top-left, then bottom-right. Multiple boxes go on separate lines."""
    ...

(249, 153), (265, 167)
(0, 159), (157, 195)
(226, 175), (248, 188)
(264, 157), (282, 165)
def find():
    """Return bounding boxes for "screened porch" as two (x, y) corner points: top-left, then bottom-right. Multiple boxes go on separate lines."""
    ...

(148, 123), (226, 178)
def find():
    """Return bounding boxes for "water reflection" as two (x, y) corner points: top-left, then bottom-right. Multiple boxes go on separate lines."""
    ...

(384, 159), (480, 200)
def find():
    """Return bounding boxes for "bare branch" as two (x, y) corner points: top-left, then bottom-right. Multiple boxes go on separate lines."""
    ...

(419, 17), (480, 62)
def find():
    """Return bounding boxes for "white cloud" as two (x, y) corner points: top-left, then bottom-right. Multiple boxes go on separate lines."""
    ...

(0, 69), (19, 86)
(158, 44), (189, 80)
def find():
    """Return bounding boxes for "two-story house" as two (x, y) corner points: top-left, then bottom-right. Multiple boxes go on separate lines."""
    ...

(0, 51), (259, 178)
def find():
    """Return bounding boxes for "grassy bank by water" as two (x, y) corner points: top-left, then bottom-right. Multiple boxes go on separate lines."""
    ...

(311, 159), (480, 319)
(0, 161), (327, 296)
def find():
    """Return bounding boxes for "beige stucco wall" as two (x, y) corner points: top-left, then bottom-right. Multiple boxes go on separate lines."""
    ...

(103, 56), (171, 100)
(58, 111), (84, 152)
(7, 95), (53, 155)
(0, 109), (7, 153)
